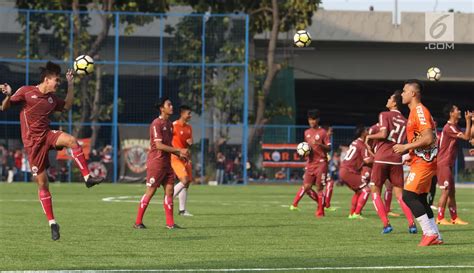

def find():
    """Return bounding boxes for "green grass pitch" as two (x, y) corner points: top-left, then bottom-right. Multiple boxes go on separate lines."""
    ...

(1, 183), (473, 272)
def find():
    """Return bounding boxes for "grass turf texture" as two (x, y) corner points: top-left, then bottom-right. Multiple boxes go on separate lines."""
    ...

(1, 183), (473, 272)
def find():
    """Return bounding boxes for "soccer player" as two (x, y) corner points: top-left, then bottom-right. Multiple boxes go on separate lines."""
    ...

(324, 127), (337, 211)
(436, 104), (472, 225)
(365, 90), (416, 234)
(393, 79), (442, 246)
(0, 62), (104, 241)
(290, 109), (330, 217)
(134, 98), (189, 229)
(172, 105), (194, 216)
(339, 125), (372, 219)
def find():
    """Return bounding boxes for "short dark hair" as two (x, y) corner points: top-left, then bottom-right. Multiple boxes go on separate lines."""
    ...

(355, 124), (366, 138)
(154, 97), (171, 110)
(307, 109), (320, 119)
(404, 79), (424, 93)
(180, 105), (191, 114)
(39, 61), (61, 82)
(443, 103), (456, 119)
(393, 90), (403, 109)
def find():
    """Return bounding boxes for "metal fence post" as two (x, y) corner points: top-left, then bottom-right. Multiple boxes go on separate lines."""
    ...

(68, 11), (74, 183)
(242, 14), (250, 185)
(159, 15), (164, 98)
(200, 15), (206, 183)
(112, 13), (120, 183)
(23, 10), (30, 183)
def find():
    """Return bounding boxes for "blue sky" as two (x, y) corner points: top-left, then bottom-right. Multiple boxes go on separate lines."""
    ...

(321, 0), (473, 13)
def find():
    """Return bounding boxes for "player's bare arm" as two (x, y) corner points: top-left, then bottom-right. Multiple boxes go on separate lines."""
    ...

(393, 128), (434, 154)
(0, 83), (12, 111)
(155, 140), (189, 159)
(456, 111), (472, 141)
(63, 69), (74, 111)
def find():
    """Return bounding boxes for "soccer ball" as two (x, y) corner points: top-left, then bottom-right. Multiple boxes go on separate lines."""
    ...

(427, 67), (441, 81)
(74, 55), (94, 75)
(293, 30), (311, 48)
(296, 142), (311, 157)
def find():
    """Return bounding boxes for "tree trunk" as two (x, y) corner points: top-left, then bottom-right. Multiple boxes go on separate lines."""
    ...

(248, 0), (281, 146)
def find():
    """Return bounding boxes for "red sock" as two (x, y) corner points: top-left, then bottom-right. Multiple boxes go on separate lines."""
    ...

(449, 206), (457, 220)
(306, 189), (318, 202)
(372, 192), (389, 227)
(384, 189), (393, 213)
(325, 179), (334, 208)
(38, 189), (54, 221)
(437, 207), (445, 221)
(292, 186), (306, 207)
(350, 192), (360, 215)
(72, 146), (90, 178)
(135, 194), (151, 225)
(163, 195), (174, 226)
(316, 191), (325, 216)
(397, 197), (414, 226)
(355, 188), (370, 214)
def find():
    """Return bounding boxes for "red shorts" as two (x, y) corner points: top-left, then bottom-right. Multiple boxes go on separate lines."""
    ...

(437, 165), (454, 190)
(303, 162), (328, 187)
(25, 130), (63, 175)
(370, 162), (404, 188)
(146, 161), (175, 188)
(340, 167), (367, 192)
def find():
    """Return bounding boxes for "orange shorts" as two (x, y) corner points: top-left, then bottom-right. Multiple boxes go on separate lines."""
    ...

(404, 163), (436, 194)
(171, 155), (192, 180)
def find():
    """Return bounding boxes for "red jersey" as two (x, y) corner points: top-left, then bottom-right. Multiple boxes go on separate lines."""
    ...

(374, 110), (407, 165)
(172, 120), (192, 149)
(437, 122), (462, 167)
(10, 86), (65, 147)
(304, 127), (331, 166)
(341, 138), (370, 173)
(148, 117), (173, 170)
(368, 123), (380, 153)
(407, 104), (438, 167)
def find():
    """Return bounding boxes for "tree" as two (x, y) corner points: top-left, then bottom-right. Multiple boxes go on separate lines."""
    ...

(15, 0), (170, 147)
(179, 0), (320, 143)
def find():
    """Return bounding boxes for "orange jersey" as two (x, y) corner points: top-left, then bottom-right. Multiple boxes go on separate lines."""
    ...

(406, 103), (438, 169)
(172, 120), (192, 149)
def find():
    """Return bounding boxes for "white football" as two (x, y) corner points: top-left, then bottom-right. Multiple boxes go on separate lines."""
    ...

(427, 67), (441, 81)
(296, 142), (311, 157)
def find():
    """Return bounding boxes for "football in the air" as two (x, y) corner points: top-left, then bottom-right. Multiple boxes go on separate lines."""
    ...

(293, 30), (311, 48)
(296, 142), (311, 157)
(427, 67), (441, 81)
(74, 55), (94, 75)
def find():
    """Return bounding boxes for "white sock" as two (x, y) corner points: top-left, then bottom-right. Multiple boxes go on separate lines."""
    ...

(429, 217), (442, 240)
(179, 188), (188, 211)
(84, 174), (90, 182)
(173, 182), (185, 198)
(416, 214), (436, 235)
(49, 220), (57, 226)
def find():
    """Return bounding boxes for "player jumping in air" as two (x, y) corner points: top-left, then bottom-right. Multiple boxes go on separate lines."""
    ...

(0, 62), (104, 241)
(393, 80), (442, 246)
(436, 104), (472, 225)
(134, 98), (189, 229)
(365, 90), (416, 234)
(290, 109), (331, 217)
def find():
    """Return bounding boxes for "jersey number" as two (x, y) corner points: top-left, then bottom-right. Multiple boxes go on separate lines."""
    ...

(388, 121), (406, 144)
(344, 145), (357, 161)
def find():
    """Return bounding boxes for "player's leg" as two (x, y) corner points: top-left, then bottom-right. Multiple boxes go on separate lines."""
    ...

(428, 175), (437, 209)
(54, 132), (104, 187)
(436, 166), (452, 224)
(340, 168), (366, 217)
(324, 176), (334, 209)
(290, 172), (315, 210)
(134, 174), (159, 228)
(349, 191), (360, 217)
(35, 171), (60, 240)
(390, 165), (416, 231)
(448, 184), (467, 225)
(173, 160), (193, 216)
(370, 163), (391, 232)
(314, 166), (327, 217)
(163, 172), (179, 228)
(383, 181), (394, 214)
(403, 168), (441, 246)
